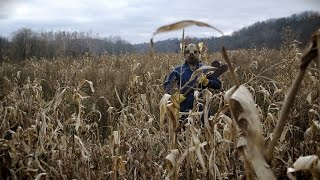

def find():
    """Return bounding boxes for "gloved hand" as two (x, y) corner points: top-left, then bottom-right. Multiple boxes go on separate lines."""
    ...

(198, 73), (209, 86)
(171, 92), (186, 108)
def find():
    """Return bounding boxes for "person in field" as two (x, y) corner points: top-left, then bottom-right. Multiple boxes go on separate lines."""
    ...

(163, 43), (222, 113)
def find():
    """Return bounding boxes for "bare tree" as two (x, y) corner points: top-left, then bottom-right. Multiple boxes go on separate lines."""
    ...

(11, 28), (36, 61)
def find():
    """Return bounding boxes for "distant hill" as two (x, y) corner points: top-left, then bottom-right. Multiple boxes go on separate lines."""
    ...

(1, 11), (319, 62)
(134, 11), (320, 53)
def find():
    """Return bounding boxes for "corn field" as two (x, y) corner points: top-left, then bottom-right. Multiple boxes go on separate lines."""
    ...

(0, 30), (320, 179)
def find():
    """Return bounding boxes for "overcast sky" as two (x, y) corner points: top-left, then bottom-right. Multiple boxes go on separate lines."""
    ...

(0, 0), (319, 44)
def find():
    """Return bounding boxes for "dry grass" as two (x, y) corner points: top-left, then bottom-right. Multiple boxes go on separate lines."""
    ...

(0, 42), (319, 179)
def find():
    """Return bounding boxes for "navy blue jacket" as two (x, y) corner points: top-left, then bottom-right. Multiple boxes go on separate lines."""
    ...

(163, 62), (221, 112)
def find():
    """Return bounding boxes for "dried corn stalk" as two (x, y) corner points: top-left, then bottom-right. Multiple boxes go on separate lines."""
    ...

(73, 79), (95, 134)
(266, 30), (319, 162)
(165, 141), (208, 180)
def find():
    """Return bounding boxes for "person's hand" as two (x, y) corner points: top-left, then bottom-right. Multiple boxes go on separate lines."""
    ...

(171, 92), (186, 108)
(198, 73), (209, 86)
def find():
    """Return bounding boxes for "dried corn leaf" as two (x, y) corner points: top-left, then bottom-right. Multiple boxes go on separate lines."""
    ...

(191, 126), (207, 174)
(165, 140), (208, 179)
(287, 155), (320, 180)
(312, 120), (320, 130)
(203, 89), (212, 130)
(195, 143), (207, 174)
(225, 85), (276, 180)
(307, 92), (312, 105)
(78, 79), (95, 92)
(35, 173), (46, 180)
(117, 157), (126, 174)
(113, 131), (120, 145)
(177, 141), (207, 165)
(220, 114), (233, 125)
(167, 103), (179, 129)
(165, 149), (179, 179)
(153, 20), (224, 36)
(159, 94), (171, 130)
(180, 66), (216, 91)
(74, 135), (90, 160)
(140, 94), (148, 106)
(236, 136), (247, 149)
(53, 88), (67, 111)
(115, 87), (124, 108)
(209, 148), (221, 179)
(305, 120), (320, 140)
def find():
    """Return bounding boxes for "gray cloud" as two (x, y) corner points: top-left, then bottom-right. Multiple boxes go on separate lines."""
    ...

(0, 0), (319, 43)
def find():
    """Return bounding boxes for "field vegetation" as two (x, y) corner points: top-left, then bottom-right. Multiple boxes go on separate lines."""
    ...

(0, 29), (319, 179)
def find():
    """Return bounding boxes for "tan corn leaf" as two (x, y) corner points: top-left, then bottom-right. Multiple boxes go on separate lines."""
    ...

(287, 155), (320, 180)
(203, 89), (213, 130)
(273, 88), (283, 95)
(75, 104), (81, 134)
(194, 90), (200, 101)
(86, 80), (95, 92)
(280, 126), (289, 142)
(74, 135), (90, 160)
(312, 120), (320, 130)
(220, 114), (233, 125)
(225, 85), (276, 180)
(195, 144), (207, 174)
(166, 103), (179, 130)
(179, 42), (183, 51)
(140, 94), (148, 106)
(16, 71), (21, 79)
(107, 106), (116, 113)
(236, 136), (247, 149)
(166, 149), (179, 167)
(22, 141), (31, 154)
(190, 126), (207, 174)
(113, 131), (120, 145)
(198, 65), (217, 71)
(159, 94), (171, 130)
(153, 20), (224, 36)
(197, 42), (206, 52)
(304, 127), (313, 140)
(53, 88), (67, 111)
(35, 173), (46, 180)
(265, 112), (275, 125)
(180, 66), (217, 90)
(214, 129), (223, 144)
(177, 141), (207, 166)
(165, 149), (179, 179)
(115, 87), (124, 108)
(78, 79), (95, 92)
(190, 66), (216, 80)
(117, 157), (126, 174)
(164, 142), (207, 179)
(209, 148), (221, 179)
(305, 120), (320, 140)
(223, 124), (233, 142)
(307, 92), (312, 105)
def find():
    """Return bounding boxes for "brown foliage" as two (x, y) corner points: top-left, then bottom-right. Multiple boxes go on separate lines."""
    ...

(0, 40), (319, 179)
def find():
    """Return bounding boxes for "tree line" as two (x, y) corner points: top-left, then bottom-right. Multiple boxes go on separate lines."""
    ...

(0, 29), (134, 62)
(0, 10), (319, 62)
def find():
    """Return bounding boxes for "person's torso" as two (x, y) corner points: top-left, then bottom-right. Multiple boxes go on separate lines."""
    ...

(174, 63), (203, 94)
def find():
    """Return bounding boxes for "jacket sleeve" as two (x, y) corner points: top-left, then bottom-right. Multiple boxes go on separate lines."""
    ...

(206, 77), (221, 89)
(163, 69), (180, 94)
